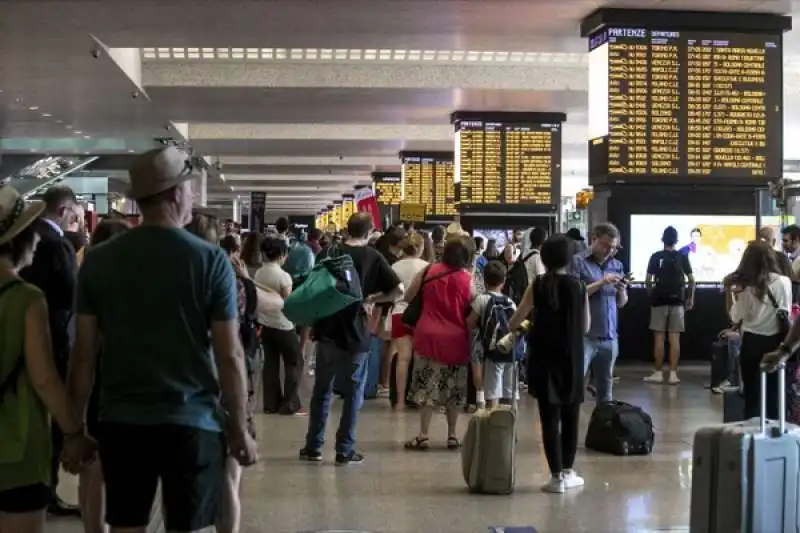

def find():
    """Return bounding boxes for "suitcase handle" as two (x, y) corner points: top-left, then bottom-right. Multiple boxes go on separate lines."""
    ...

(759, 362), (786, 435)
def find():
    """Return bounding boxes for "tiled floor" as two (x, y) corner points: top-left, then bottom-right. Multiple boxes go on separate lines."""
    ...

(50, 364), (720, 533)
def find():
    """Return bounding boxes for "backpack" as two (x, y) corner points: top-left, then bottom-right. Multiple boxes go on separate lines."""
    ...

(503, 251), (535, 304)
(236, 276), (260, 373)
(283, 246), (363, 327)
(480, 294), (517, 363)
(652, 251), (685, 305)
(585, 401), (655, 456)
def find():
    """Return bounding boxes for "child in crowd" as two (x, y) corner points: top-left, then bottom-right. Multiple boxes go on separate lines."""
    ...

(467, 260), (520, 407)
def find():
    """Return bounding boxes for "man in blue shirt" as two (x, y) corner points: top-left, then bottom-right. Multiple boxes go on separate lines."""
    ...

(569, 223), (628, 403)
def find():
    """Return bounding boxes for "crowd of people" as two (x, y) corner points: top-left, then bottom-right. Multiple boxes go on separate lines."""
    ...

(2, 144), (799, 532)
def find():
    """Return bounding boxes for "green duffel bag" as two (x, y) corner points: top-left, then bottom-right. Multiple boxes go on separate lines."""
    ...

(283, 249), (363, 327)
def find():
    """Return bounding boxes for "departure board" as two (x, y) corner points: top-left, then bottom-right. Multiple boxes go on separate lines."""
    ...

(588, 27), (783, 182)
(372, 172), (402, 206)
(341, 194), (355, 223)
(331, 201), (343, 230)
(452, 112), (564, 212)
(399, 152), (457, 219)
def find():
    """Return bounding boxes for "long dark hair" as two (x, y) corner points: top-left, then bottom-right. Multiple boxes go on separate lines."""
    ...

(729, 240), (780, 300)
(538, 234), (572, 310)
(90, 219), (130, 247)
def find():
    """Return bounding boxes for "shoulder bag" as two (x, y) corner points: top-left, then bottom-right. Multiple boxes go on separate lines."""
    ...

(401, 266), (457, 327)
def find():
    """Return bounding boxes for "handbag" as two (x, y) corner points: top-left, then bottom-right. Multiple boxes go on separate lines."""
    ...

(401, 266), (457, 327)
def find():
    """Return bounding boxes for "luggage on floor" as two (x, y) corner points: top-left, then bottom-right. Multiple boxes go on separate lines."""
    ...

(585, 401), (654, 456)
(689, 366), (800, 533)
(462, 364), (517, 494)
(723, 388), (745, 423)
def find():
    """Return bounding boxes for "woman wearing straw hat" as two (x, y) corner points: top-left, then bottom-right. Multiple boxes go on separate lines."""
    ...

(0, 185), (96, 533)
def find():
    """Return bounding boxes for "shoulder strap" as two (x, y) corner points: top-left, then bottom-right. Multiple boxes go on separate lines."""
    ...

(420, 265), (457, 287)
(766, 288), (780, 310)
(0, 280), (26, 401)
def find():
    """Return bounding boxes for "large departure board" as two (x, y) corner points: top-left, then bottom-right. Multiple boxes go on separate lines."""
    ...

(372, 172), (402, 206)
(587, 27), (783, 182)
(399, 152), (457, 219)
(452, 112), (564, 213)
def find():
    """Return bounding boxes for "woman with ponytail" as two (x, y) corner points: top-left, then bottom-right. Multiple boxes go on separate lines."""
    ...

(509, 234), (590, 494)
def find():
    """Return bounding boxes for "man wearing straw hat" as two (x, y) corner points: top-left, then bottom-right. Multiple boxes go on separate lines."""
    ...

(67, 146), (256, 533)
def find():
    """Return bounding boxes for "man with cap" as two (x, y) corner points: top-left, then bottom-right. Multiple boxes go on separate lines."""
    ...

(67, 146), (256, 533)
(644, 226), (695, 385)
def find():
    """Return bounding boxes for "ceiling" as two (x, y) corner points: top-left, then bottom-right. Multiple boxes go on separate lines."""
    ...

(1, 0), (798, 215)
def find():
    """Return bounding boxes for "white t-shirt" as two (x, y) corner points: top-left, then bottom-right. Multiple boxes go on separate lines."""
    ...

(730, 273), (792, 336)
(253, 262), (294, 330)
(391, 257), (428, 315)
(524, 250), (545, 285)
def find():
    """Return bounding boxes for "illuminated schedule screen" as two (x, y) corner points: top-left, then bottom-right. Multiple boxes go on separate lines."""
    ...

(341, 194), (355, 223)
(372, 173), (402, 207)
(588, 27), (782, 182)
(400, 152), (457, 219)
(454, 118), (562, 212)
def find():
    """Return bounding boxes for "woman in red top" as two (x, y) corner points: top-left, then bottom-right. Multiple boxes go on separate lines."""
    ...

(404, 235), (475, 450)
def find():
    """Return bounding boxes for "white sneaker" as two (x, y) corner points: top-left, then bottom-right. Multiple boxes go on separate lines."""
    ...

(643, 371), (663, 383)
(541, 474), (565, 493)
(562, 469), (585, 490)
(668, 371), (680, 385)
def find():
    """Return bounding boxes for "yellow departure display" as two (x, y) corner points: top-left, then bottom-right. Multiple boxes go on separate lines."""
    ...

(373, 173), (402, 206)
(589, 28), (782, 180)
(341, 194), (355, 223)
(331, 201), (342, 230)
(400, 153), (456, 218)
(455, 120), (561, 207)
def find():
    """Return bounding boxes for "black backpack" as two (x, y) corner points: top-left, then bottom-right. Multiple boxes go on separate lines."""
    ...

(652, 251), (685, 305)
(585, 401), (655, 456)
(236, 276), (260, 373)
(480, 294), (517, 363)
(503, 251), (536, 304)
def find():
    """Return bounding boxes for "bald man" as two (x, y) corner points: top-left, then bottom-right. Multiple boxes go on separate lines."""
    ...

(759, 226), (794, 278)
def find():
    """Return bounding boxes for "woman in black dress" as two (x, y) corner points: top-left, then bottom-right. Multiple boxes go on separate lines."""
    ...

(509, 234), (590, 494)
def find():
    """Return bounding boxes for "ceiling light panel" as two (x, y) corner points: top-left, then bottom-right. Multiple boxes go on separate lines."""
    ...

(141, 47), (589, 66)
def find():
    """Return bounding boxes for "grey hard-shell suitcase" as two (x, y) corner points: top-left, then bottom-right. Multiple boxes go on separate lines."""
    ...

(690, 365), (800, 533)
(462, 362), (518, 494)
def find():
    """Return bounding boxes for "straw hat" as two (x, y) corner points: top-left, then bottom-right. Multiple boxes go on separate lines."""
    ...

(127, 146), (202, 201)
(0, 186), (45, 245)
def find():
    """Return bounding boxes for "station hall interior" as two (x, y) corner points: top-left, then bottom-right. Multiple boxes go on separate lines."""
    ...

(4, 0), (800, 532)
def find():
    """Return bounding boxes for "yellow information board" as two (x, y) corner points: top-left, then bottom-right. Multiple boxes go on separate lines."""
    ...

(342, 195), (355, 224)
(400, 202), (426, 223)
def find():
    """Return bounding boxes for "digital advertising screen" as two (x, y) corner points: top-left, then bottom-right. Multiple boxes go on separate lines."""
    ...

(587, 27), (783, 183)
(452, 112), (565, 213)
(628, 214), (756, 283)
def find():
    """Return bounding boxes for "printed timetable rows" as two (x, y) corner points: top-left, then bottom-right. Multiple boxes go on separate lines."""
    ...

(401, 159), (457, 216)
(605, 32), (771, 177)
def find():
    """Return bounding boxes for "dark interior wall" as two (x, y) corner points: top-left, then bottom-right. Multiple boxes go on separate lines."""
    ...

(592, 184), (762, 361)
(460, 214), (555, 235)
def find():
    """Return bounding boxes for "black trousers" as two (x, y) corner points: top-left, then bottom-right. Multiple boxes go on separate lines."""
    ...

(537, 400), (581, 475)
(739, 331), (783, 420)
(261, 327), (303, 413)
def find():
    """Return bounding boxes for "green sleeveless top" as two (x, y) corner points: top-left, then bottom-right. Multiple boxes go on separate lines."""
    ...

(0, 276), (52, 491)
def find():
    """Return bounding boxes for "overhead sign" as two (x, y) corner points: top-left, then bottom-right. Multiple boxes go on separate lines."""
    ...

(399, 202), (426, 222)
(249, 191), (266, 232)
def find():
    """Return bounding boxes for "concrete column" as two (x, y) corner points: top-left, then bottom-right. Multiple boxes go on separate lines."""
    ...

(232, 197), (241, 223)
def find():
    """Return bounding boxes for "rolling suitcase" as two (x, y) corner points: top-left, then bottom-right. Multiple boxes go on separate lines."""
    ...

(690, 365), (800, 533)
(461, 362), (518, 494)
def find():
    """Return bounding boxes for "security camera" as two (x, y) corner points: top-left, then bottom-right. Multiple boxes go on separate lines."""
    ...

(131, 91), (139, 99)
(91, 48), (102, 59)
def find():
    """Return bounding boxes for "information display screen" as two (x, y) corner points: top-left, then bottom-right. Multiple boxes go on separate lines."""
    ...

(372, 173), (402, 206)
(331, 201), (343, 230)
(341, 194), (355, 223)
(588, 27), (782, 182)
(400, 152), (456, 219)
(454, 119), (562, 212)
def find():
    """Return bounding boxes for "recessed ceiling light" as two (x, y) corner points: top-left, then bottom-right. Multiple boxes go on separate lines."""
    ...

(41, 113), (51, 117)
(83, 135), (91, 139)
(66, 125), (73, 129)
(128, 149), (135, 153)
(29, 106), (38, 111)
(74, 131), (83, 135)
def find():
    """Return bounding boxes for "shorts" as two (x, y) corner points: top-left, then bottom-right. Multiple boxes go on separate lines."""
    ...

(99, 422), (226, 531)
(0, 483), (50, 513)
(410, 356), (468, 408)
(391, 313), (413, 339)
(484, 360), (519, 401)
(649, 305), (685, 333)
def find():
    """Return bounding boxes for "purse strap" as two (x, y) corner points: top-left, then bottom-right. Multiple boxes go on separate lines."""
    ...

(420, 266), (458, 287)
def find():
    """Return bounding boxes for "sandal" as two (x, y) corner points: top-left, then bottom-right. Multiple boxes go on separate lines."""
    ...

(447, 437), (461, 450)
(404, 436), (431, 451)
